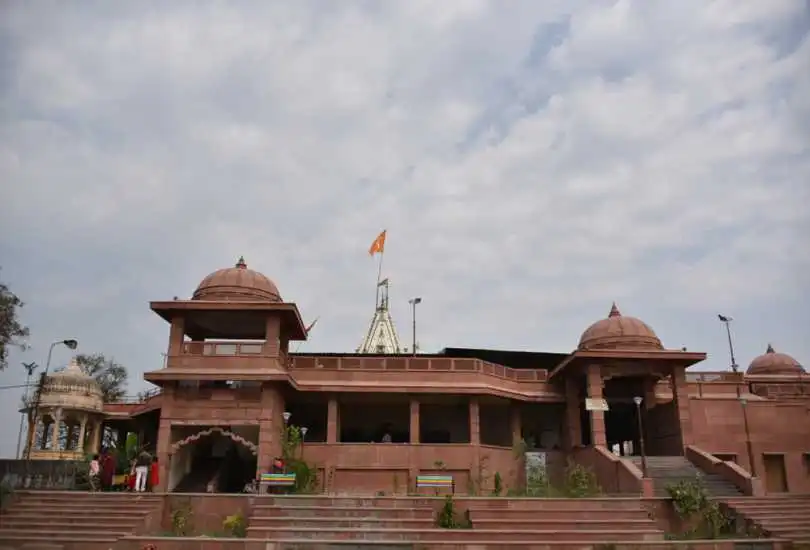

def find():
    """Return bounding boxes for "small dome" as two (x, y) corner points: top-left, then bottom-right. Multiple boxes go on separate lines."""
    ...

(193, 256), (282, 302)
(40, 357), (104, 413)
(579, 303), (663, 351)
(747, 344), (804, 376)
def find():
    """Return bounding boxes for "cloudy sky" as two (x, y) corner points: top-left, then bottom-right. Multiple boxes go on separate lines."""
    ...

(1, 1), (808, 457)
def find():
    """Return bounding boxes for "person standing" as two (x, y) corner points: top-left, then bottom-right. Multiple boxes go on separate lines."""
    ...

(149, 456), (159, 492)
(134, 449), (152, 493)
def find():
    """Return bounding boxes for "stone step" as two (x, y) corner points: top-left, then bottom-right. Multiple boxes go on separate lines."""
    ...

(252, 505), (434, 519)
(251, 518), (434, 529)
(470, 508), (652, 521)
(462, 498), (649, 511)
(729, 502), (810, 512)
(246, 527), (664, 542)
(0, 520), (140, 531)
(270, 541), (784, 550)
(2, 508), (153, 519)
(263, 496), (649, 511)
(0, 530), (124, 542)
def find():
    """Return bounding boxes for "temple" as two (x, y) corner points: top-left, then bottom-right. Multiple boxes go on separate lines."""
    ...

(22, 257), (810, 497)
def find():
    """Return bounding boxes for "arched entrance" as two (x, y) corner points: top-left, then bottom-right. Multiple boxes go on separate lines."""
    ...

(168, 427), (258, 493)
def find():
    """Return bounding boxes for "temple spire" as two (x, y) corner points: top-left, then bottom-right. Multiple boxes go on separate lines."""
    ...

(235, 256), (247, 269)
(608, 302), (621, 318)
(766, 343), (775, 354)
(357, 278), (403, 354)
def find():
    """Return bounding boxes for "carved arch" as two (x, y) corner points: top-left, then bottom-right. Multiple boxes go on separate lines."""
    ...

(170, 427), (258, 455)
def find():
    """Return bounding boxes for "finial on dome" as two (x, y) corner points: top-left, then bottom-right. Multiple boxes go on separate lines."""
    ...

(235, 256), (247, 269)
(608, 302), (621, 318)
(766, 343), (775, 353)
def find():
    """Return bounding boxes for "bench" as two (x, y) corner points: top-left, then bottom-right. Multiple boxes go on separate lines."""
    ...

(416, 474), (455, 493)
(259, 472), (296, 487)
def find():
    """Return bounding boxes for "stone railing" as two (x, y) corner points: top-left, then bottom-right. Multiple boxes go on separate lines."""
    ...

(0, 459), (84, 490)
(290, 355), (548, 382)
(181, 341), (265, 356)
(685, 445), (763, 496)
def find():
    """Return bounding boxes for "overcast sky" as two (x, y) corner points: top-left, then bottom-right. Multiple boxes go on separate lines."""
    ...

(1, 1), (808, 458)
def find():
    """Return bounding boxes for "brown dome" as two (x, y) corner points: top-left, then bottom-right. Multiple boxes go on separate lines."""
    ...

(747, 344), (804, 376)
(193, 257), (282, 302)
(578, 303), (663, 351)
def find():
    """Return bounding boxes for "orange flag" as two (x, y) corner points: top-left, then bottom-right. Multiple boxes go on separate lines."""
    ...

(368, 230), (386, 256)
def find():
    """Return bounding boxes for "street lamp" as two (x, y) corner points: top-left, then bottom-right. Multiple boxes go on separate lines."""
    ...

(300, 426), (308, 459)
(408, 297), (422, 356)
(282, 411), (291, 424)
(633, 396), (648, 478)
(739, 396), (757, 477)
(15, 362), (38, 459)
(25, 338), (79, 460)
(717, 315), (738, 373)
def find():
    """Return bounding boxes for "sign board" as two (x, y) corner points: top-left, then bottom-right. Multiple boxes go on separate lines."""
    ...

(585, 398), (609, 412)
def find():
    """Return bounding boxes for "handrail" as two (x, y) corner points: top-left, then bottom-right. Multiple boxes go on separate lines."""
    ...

(289, 356), (548, 382)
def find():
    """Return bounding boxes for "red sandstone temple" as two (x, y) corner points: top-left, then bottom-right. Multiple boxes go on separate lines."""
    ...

(61, 258), (810, 496)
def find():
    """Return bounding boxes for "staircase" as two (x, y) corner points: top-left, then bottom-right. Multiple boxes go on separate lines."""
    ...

(625, 455), (744, 497)
(724, 494), (810, 543)
(247, 495), (664, 546)
(0, 491), (161, 550)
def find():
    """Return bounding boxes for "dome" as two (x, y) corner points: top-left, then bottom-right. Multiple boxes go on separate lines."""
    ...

(578, 303), (663, 351)
(746, 344), (804, 376)
(193, 256), (282, 302)
(39, 357), (104, 413)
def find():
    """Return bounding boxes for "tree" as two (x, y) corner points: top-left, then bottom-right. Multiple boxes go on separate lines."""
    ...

(0, 271), (30, 370)
(74, 353), (129, 402)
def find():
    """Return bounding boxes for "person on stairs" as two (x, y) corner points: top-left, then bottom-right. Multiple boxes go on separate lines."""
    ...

(134, 449), (153, 493)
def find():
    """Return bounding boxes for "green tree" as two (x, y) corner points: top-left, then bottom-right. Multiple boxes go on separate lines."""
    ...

(0, 271), (30, 370)
(74, 353), (129, 401)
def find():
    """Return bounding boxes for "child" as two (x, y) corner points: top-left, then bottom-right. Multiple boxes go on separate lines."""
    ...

(89, 454), (100, 491)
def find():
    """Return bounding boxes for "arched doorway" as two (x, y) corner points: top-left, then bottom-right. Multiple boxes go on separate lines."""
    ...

(168, 427), (258, 493)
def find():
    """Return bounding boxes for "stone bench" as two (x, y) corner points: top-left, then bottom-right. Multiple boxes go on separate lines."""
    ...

(416, 474), (454, 493)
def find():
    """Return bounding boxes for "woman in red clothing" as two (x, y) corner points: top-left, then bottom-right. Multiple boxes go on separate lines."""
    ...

(149, 456), (159, 491)
(127, 458), (137, 491)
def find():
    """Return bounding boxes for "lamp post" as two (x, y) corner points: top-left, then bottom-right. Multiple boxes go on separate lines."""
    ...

(300, 426), (308, 459)
(739, 397), (756, 477)
(25, 339), (79, 460)
(633, 396), (648, 477)
(717, 315), (738, 373)
(15, 362), (39, 459)
(408, 297), (422, 356)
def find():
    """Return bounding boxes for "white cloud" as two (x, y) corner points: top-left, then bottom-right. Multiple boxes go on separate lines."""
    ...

(1, 0), (808, 456)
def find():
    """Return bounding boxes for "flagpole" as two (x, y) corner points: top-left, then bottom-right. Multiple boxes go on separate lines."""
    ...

(375, 249), (384, 309)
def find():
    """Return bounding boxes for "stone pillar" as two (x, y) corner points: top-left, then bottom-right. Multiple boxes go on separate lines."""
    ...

(409, 399), (420, 492)
(51, 408), (62, 451)
(167, 316), (186, 356)
(257, 383), (285, 478)
(77, 416), (88, 454)
(155, 384), (175, 492)
(409, 399), (420, 444)
(586, 365), (607, 447)
(469, 397), (481, 493)
(91, 419), (103, 454)
(671, 367), (694, 449)
(510, 404), (522, 447)
(564, 377), (582, 449)
(327, 396), (338, 444)
(469, 397), (480, 445)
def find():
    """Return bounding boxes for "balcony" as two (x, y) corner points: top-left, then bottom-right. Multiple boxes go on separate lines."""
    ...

(156, 340), (286, 380)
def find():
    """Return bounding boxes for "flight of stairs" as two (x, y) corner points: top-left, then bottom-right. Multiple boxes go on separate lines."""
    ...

(247, 495), (665, 547)
(724, 494), (810, 543)
(625, 455), (744, 497)
(0, 491), (161, 550)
